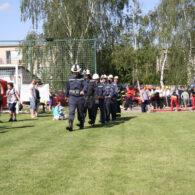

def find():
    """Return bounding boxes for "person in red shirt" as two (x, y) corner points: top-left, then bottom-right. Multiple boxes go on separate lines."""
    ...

(124, 85), (135, 110)
(171, 91), (179, 111)
(191, 85), (195, 109)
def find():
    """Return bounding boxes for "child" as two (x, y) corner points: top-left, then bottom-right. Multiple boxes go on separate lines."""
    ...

(6, 83), (21, 122)
(53, 101), (67, 120)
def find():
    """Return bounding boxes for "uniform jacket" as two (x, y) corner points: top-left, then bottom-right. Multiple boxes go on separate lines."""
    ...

(66, 74), (86, 97)
(110, 82), (118, 98)
(84, 79), (96, 97)
(103, 83), (114, 98)
(95, 82), (105, 98)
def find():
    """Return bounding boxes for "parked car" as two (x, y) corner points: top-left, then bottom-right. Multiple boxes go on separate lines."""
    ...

(0, 79), (7, 108)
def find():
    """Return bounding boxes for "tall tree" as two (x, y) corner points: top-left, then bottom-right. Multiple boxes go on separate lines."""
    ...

(20, 0), (129, 43)
(150, 0), (194, 86)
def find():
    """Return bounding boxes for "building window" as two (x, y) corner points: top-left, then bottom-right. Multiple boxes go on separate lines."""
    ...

(6, 51), (11, 64)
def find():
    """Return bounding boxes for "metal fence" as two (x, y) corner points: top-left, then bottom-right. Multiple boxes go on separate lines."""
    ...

(0, 39), (97, 91)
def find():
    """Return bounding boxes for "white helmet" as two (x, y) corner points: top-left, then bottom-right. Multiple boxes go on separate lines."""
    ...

(114, 76), (119, 79)
(71, 64), (81, 73)
(92, 73), (99, 80)
(101, 74), (107, 79)
(108, 74), (113, 79)
(85, 69), (90, 75)
(82, 69), (86, 75)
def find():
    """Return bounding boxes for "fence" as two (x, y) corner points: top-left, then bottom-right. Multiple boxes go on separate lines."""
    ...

(0, 39), (97, 92)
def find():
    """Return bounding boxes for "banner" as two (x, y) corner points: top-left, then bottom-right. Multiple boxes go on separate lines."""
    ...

(20, 84), (49, 102)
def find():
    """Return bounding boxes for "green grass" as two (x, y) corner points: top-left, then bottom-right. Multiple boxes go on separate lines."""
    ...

(0, 111), (195, 195)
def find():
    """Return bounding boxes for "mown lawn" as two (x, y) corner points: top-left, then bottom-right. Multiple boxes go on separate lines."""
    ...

(0, 111), (195, 195)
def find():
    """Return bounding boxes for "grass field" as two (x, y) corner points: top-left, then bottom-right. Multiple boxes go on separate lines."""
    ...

(0, 111), (195, 195)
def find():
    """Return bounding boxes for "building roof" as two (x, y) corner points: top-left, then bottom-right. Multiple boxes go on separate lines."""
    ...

(0, 44), (19, 48)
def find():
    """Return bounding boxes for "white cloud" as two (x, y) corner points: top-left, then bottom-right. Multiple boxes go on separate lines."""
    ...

(0, 2), (10, 11)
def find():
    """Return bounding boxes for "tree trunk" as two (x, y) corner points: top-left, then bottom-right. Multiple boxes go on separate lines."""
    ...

(180, 0), (193, 84)
(187, 30), (193, 85)
(160, 49), (168, 88)
(132, 8), (139, 88)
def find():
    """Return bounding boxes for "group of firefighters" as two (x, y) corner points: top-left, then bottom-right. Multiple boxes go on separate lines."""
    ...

(65, 64), (125, 131)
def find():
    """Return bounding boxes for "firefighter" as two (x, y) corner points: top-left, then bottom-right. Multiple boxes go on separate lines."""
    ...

(66, 64), (86, 131)
(83, 69), (96, 126)
(108, 74), (118, 120)
(93, 73), (105, 125)
(114, 76), (123, 118)
(102, 75), (114, 122)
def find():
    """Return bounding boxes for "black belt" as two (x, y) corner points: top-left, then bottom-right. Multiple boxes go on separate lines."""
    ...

(69, 89), (80, 95)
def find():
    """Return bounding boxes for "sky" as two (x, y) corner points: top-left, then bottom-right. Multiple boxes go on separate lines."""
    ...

(0, 0), (160, 40)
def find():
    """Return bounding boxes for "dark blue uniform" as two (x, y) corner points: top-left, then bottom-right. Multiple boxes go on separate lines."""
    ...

(83, 79), (96, 124)
(115, 83), (123, 118)
(110, 82), (118, 120)
(104, 83), (114, 122)
(66, 75), (85, 125)
(94, 81), (105, 124)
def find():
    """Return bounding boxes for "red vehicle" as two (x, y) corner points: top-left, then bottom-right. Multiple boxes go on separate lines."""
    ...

(52, 92), (68, 106)
(0, 79), (7, 108)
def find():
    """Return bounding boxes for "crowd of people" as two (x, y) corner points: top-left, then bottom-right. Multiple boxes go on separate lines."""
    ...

(0, 64), (195, 130)
(138, 85), (195, 112)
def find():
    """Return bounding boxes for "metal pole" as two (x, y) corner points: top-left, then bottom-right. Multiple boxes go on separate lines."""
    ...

(94, 39), (97, 73)
(30, 40), (33, 79)
(15, 64), (19, 114)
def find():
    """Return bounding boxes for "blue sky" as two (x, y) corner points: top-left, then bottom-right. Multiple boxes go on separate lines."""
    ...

(0, 0), (160, 40)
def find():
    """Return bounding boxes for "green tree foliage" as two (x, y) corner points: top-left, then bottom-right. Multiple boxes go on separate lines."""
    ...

(20, 0), (129, 42)
(150, 0), (194, 85)
(20, 0), (194, 85)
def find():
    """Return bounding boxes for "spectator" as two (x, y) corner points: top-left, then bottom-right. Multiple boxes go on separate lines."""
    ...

(171, 91), (179, 111)
(191, 85), (195, 109)
(29, 79), (36, 118)
(35, 82), (40, 117)
(158, 87), (164, 109)
(140, 86), (149, 113)
(40, 100), (47, 113)
(0, 84), (3, 123)
(165, 86), (171, 107)
(181, 89), (189, 109)
(146, 86), (152, 109)
(124, 85), (134, 110)
(53, 101), (67, 120)
(175, 86), (183, 107)
(49, 89), (53, 111)
(6, 83), (21, 122)
(150, 87), (157, 109)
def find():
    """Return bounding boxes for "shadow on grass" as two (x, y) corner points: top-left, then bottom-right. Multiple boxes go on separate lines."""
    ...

(72, 116), (137, 132)
(0, 131), (8, 133)
(0, 125), (34, 133)
(38, 115), (52, 118)
(2, 119), (38, 123)
(17, 119), (38, 122)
